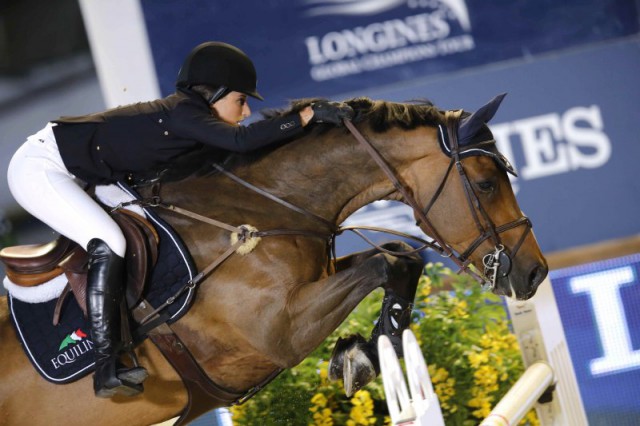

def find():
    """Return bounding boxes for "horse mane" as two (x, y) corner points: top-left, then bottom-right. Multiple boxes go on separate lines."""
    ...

(262, 97), (444, 133)
(190, 97), (446, 175)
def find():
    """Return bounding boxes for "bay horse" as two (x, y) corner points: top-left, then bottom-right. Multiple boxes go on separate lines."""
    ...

(0, 94), (547, 425)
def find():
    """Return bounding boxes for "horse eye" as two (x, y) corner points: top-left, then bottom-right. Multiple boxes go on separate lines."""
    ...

(476, 181), (495, 192)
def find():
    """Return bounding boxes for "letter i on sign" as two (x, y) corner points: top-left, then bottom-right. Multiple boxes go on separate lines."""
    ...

(570, 266), (640, 376)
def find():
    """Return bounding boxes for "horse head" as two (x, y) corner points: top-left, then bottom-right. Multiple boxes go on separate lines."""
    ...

(359, 93), (547, 300)
(253, 94), (547, 300)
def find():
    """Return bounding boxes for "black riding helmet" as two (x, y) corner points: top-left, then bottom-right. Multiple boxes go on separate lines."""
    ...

(176, 41), (264, 102)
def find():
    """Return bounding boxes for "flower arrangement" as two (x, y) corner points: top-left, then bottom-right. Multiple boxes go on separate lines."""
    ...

(231, 263), (539, 425)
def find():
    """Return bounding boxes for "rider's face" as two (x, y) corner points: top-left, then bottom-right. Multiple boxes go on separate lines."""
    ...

(212, 91), (251, 126)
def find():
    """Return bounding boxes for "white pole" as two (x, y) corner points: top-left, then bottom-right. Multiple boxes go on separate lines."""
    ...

(78, 0), (161, 108)
(379, 331), (446, 426)
(402, 330), (445, 426)
(480, 361), (555, 426)
(379, 335), (417, 424)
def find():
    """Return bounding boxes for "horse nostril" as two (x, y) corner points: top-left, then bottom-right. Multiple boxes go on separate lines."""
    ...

(529, 263), (548, 289)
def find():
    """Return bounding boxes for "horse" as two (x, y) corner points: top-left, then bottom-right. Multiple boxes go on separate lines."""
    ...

(0, 94), (548, 425)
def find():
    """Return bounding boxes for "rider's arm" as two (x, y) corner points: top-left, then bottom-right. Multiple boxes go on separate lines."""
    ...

(170, 100), (309, 153)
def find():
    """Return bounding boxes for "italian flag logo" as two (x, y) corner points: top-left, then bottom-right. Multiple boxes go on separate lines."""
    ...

(58, 328), (88, 351)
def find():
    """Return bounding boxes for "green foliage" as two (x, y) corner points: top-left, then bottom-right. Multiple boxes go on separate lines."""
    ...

(231, 263), (539, 426)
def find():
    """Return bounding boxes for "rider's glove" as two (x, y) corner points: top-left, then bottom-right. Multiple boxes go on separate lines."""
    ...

(311, 101), (354, 126)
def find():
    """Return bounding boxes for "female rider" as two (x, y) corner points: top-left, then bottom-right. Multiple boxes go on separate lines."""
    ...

(7, 41), (353, 398)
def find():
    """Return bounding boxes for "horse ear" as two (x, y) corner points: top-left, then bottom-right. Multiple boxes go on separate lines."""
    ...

(458, 93), (507, 144)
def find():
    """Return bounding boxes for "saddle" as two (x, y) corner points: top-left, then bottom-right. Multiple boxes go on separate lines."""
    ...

(3, 197), (252, 424)
(0, 209), (159, 324)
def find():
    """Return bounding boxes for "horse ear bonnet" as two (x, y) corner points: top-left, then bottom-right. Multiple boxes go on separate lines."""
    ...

(439, 93), (517, 176)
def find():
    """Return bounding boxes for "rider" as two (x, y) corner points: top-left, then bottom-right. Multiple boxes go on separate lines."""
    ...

(6, 41), (353, 398)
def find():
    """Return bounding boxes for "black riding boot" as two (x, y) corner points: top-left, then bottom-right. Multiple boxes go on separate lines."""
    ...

(86, 238), (148, 398)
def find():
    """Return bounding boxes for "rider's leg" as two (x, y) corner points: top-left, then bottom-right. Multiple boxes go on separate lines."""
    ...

(86, 238), (147, 397)
(7, 124), (147, 397)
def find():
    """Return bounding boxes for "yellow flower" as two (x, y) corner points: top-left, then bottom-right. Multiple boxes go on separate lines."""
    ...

(311, 408), (334, 426)
(312, 392), (328, 406)
(419, 278), (432, 298)
(310, 392), (328, 412)
(471, 401), (493, 419)
(318, 360), (329, 382)
(468, 350), (489, 368)
(424, 365), (457, 413)
(520, 409), (541, 426)
(230, 404), (245, 422)
(347, 390), (376, 425)
(474, 365), (499, 391)
(428, 365), (450, 384)
(451, 298), (469, 318)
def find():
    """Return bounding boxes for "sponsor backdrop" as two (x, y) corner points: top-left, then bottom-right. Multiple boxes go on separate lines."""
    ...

(135, 0), (639, 423)
(138, 0), (640, 256)
(141, 0), (637, 110)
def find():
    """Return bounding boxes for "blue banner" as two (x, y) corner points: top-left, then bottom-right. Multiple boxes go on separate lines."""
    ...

(550, 254), (640, 424)
(141, 0), (638, 108)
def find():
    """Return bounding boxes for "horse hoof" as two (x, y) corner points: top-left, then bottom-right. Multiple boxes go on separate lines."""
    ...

(343, 341), (378, 397)
(328, 334), (367, 381)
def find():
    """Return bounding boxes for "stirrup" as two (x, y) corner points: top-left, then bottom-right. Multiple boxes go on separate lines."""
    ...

(94, 363), (146, 398)
(117, 364), (148, 385)
(95, 380), (144, 398)
(93, 357), (148, 398)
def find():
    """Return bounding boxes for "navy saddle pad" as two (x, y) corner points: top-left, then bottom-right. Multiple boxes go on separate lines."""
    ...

(7, 183), (197, 384)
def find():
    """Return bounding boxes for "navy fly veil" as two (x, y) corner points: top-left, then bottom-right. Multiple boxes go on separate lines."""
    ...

(437, 93), (517, 176)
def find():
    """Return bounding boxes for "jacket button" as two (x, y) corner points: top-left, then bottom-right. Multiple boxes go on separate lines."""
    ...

(158, 119), (163, 123)
(96, 146), (100, 150)
(164, 131), (169, 136)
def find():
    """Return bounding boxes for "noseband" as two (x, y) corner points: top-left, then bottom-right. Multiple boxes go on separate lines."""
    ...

(343, 110), (532, 291)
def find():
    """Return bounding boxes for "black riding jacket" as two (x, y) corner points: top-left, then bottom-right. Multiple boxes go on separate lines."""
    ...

(52, 88), (304, 184)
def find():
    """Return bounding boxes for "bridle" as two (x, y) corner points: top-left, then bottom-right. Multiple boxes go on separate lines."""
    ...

(126, 110), (533, 296)
(343, 110), (532, 291)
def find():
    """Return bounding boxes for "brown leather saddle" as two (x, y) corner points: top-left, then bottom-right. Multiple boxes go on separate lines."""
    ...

(0, 209), (159, 325)
(2, 204), (248, 424)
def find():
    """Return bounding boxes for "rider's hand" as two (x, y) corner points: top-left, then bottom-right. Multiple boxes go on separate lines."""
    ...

(310, 101), (354, 126)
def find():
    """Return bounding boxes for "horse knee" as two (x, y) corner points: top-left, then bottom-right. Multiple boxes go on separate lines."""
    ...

(375, 252), (416, 283)
(380, 241), (424, 270)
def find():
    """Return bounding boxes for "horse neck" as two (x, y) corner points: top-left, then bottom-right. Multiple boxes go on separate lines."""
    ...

(230, 125), (439, 227)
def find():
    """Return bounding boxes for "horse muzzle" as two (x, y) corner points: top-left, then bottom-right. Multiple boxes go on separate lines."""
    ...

(484, 245), (548, 300)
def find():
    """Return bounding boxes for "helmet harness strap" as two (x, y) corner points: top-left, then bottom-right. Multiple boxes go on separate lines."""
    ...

(207, 86), (228, 105)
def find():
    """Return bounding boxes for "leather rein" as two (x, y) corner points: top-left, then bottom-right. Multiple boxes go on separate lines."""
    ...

(128, 110), (534, 312)
(343, 111), (532, 290)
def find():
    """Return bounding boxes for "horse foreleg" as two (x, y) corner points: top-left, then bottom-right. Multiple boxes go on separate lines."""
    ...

(283, 242), (417, 356)
(370, 242), (424, 354)
(286, 251), (397, 356)
(329, 241), (424, 395)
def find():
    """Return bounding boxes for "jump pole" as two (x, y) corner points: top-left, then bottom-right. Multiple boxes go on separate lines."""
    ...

(479, 361), (555, 426)
(378, 330), (445, 426)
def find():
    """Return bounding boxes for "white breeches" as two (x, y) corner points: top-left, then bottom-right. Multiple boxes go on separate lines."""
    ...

(7, 123), (127, 257)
